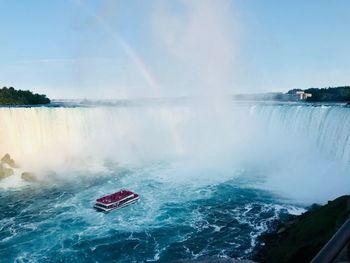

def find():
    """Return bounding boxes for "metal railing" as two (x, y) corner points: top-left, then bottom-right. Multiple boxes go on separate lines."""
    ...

(311, 217), (350, 263)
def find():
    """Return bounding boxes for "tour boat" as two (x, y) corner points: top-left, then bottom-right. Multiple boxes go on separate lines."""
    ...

(94, 189), (140, 212)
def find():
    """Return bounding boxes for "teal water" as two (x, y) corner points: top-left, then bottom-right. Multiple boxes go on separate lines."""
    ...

(0, 163), (302, 262)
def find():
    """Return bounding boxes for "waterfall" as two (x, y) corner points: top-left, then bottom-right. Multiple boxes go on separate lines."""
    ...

(0, 102), (349, 201)
(250, 104), (350, 165)
(0, 103), (349, 172)
(0, 106), (187, 170)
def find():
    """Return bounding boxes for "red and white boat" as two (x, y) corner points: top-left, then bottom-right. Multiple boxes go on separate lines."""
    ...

(94, 189), (140, 212)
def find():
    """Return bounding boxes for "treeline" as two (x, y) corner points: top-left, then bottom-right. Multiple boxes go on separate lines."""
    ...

(0, 87), (50, 105)
(288, 86), (350, 102)
(305, 86), (350, 102)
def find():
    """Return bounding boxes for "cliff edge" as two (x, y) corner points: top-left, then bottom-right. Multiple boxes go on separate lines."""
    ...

(254, 195), (350, 263)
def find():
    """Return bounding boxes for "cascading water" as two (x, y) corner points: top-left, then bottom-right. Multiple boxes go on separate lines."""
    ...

(251, 104), (350, 165)
(0, 101), (349, 262)
(0, 106), (186, 168)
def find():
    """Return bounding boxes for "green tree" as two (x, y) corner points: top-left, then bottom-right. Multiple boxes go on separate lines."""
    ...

(0, 86), (50, 105)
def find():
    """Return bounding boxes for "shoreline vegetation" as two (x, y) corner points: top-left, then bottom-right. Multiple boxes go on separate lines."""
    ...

(234, 86), (350, 103)
(0, 86), (50, 105)
(1, 86), (349, 105)
(253, 195), (350, 263)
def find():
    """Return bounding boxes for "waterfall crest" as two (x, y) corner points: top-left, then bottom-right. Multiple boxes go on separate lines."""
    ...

(0, 103), (349, 171)
(251, 104), (350, 165)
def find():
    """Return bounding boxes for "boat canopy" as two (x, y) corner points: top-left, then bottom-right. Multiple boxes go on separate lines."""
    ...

(96, 189), (134, 205)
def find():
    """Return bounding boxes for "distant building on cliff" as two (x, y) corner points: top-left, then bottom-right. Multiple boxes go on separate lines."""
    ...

(296, 90), (312, 100)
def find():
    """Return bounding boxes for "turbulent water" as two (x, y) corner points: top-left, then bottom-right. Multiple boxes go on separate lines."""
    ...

(0, 100), (349, 262)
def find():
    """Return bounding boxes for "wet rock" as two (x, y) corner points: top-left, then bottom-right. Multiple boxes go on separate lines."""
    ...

(1, 153), (17, 168)
(276, 226), (286, 234)
(21, 172), (37, 182)
(0, 166), (14, 179)
(254, 195), (350, 263)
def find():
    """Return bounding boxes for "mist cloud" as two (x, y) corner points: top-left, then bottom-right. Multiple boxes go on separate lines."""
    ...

(150, 0), (239, 97)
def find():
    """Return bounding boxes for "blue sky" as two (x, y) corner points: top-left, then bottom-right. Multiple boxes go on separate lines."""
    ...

(0, 0), (349, 99)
